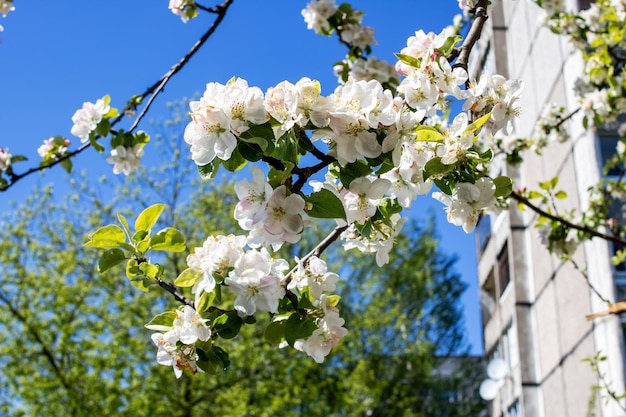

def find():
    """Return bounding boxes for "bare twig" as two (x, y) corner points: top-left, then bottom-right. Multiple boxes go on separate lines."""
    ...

(453, 0), (489, 73)
(155, 276), (195, 308)
(510, 191), (626, 246)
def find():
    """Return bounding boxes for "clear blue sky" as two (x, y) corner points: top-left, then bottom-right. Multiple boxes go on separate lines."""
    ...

(0, 0), (483, 354)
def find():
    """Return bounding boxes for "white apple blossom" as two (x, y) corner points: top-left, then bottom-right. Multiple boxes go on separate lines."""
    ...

(151, 332), (202, 379)
(433, 56), (468, 100)
(294, 77), (331, 128)
(234, 165), (272, 230)
(340, 23), (376, 49)
(186, 234), (247, 305)
(340, 176), (391, 224)
(265, 80), (300, 138)
(0, 147), (11, 171)
(288, 256), (339, 299)
(70, 97), (111, 143)
(169, 0), (195, 22)
(184, 105), (237, 165)
(225, 248), (287, 316)
(37, 137), (70, 160)
(301, 0), (337, 33)
(433, 177), (496, 233)
(437, 113), (474, 165)
(172, 305), (212, 345)
(246, 185), (306, 250)
(106, 144), (144, 175)
(343, 213), (407, 266)
(299, 310), (348, 363)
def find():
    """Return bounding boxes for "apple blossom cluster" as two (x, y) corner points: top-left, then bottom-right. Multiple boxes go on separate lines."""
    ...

(106, 144), (144, 175)
(333, 56), (399, 88)
(37, 137), (70, 161)
(168, 0), (197, 23)
(433, 177), (496, 233)
(0, 147), (10, 171)
(70, 97), (112, 143)
(148, 306), (211, 378)
(302, 0), (376, 51)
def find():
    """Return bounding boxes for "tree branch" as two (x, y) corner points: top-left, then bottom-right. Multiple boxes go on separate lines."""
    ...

(155, 276), (195, 308)
(510, 191), (626, 246)
(1, 0), (235, 193)
(453, 0), (489, 73)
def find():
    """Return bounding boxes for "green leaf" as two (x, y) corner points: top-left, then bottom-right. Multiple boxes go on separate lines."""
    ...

(84, 224), (126, 248)
(135, 203), (165, 233)
(59, 158), (73, 173)
(198, 162), (218, 180)
(145, 311), (177, 331)
(305, 189), (346, 220)
(264, 321), (285, 346)
(435, 35), (463, 56)
(237, 141), (264, 162)
(268, 162), (294, 188)
(222, 147), (247, 172)
(174, 268), (203, 287)
(149, 228), (186, 252)
(117, 212), (131, 237)
(97, 248), (127, 273)
(213, 311), (243, 339)
(126, 259), (150, 292)
(139, 262), (160, 279)
(195, 291), (215, 313)
(415, 126), (444, 143)
(337, 160), (372, 188)
(493, 176), (513, 198)
(284, 314), (317, 347)
(394, 53), (422, 69)
(423, 157), (454, 181)
(465, 112), (492, 134)
(197, 346), (230, 374)
(555, 190), (568, 199)
(10, 155), (28, 163)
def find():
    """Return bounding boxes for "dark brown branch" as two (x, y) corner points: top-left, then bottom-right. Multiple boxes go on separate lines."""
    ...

(155, 276), (195, 308)
(510, 191), (626, 246)
(1, 0), (235, 192)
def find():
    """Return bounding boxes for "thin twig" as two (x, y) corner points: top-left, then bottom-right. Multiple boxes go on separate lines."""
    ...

(569, 258), (611, 305)
(510, 191), (626, 246)
(155, 276), (195, 308)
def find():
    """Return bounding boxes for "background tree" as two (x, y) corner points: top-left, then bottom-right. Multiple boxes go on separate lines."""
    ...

(0, 110), (485, 416)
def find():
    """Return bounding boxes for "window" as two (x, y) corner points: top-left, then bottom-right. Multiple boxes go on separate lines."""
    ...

(475, 214), (492, 257)
(597, 134), (623, 177)
(497, 242), (511, 297)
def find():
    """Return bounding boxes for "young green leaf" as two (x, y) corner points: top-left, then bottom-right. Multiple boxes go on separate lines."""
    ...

(144, 311), (177, 331)
(98, 248), (127, 273)
(135, 203), (165, 233)
(150, 227), (186, 252)
(493, 176), (513, 198)
(174, 268), (203, 287)
(84, 224), (127, 248)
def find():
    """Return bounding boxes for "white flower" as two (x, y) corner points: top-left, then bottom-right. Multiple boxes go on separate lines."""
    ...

(70, 98), (110, 143)
(169, 0), (195, 22)
(247, 185), (305, 250)
(234, 165), (273, 229)
(300, 310), (348, 363)
(106, 144), (144, 175)
(225, 248), (287, 316)
(341, 176), (391, 224)
(433, 177), (496, 233)
(0, 147), (11, 171)
(301, 0), (337, 33)
(289, 256), (339, 299)
(265, 80), (300, 138)
(340, 24), (376, 49)
(184, 105), (236, 165)
(151, 332), (202, 379)
(173, 305), (212, 345)
(294, 77), (331, 128)
(343, 214), (406, 266)
(186, 234), (247, 305)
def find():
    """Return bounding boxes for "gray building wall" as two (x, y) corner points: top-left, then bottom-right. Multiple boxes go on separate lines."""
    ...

(473, 0), (626, 416)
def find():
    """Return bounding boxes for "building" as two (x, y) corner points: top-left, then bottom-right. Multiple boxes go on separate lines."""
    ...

(471, 0), (626, 415)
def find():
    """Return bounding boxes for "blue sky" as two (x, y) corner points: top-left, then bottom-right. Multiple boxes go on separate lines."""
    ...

(0, 0), (483, 353)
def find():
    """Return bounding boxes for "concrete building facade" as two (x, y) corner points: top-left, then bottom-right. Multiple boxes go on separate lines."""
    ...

(472, 1), (626, 416)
